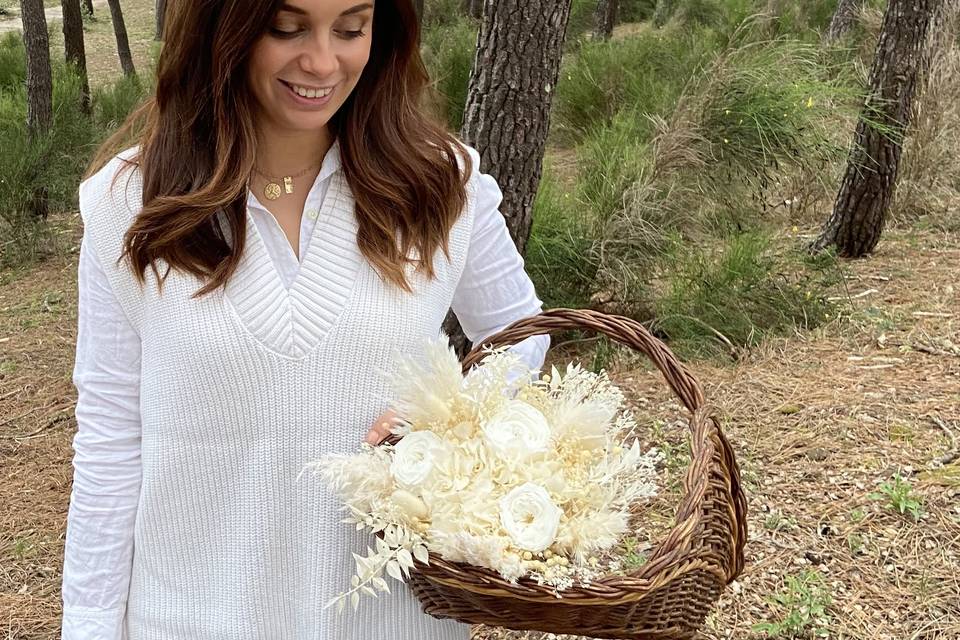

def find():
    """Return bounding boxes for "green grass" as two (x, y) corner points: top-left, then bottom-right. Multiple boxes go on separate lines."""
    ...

(870, 473), (924, 521)
(753, 570), (832, 638)
(421, 16), (477, 132)
(650, 233), (839, 358)
(526, 165), (598, 310)
(554, 22), (719, 144)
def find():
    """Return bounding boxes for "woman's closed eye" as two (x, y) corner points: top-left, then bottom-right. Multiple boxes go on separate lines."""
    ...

(337, 29), (366, 39)
(268, 21), (368, 40)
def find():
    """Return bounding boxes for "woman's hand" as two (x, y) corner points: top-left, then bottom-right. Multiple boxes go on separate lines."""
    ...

(364, 408), (401, 445)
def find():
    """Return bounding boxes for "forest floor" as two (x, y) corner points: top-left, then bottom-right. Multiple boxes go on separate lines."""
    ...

(2, 1), (960, 637)
(2, 210), (958, 639)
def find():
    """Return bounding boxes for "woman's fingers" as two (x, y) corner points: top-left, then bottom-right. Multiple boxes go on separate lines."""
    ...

(364, 409), (400, 445)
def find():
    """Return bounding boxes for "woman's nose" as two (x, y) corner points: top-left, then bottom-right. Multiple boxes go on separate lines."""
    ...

(299, 35), (338, 79)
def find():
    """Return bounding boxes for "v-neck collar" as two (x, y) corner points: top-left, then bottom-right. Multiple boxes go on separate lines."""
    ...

(224, 167), (363, 359)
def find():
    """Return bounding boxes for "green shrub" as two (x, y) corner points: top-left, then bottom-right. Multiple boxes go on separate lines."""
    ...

(753, 570), (832, 638)
(0, 31), (25, 92)
(553, 23), (720, 143)
(651, 0), (679, 27)
(650, 233), (838, 358)
(0, 58), (98, 267)
(421, 17), (477, 132)
(526, 166), (598, 309)
(673, 0), (725, 28)
(566, 0), (600, 47)
(422, 0), (470, 29)
(694, 37), (853, 206)
(92, 72), (147, 132)
(1, 54), (146, 268)
(620, 0), (658, 22)
(575, 110), (651, 224)
(760, 0), (841, 40)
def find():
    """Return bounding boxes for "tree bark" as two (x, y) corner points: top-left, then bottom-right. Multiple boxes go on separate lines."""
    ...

(19, 0), (52, 220)
(823, 0), (860, 44)
(155, 0), (167, 40)
(811, 0), (945, 256)
(107, 0), (136, 76)
(61, 0), (90, 113)
(444, 0), (572, 357)
(594, 0), (619, 40)
(20, 0), (52, 135)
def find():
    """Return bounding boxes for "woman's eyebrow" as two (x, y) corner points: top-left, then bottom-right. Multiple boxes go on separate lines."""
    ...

(277, 2), (373, 16)
(340, 2), (374, 16)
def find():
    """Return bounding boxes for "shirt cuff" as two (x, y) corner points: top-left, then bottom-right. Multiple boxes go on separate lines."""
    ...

(61, 605), (126, 640)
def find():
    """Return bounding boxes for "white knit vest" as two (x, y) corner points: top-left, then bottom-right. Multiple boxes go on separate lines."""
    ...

(78, 149), (475, 640)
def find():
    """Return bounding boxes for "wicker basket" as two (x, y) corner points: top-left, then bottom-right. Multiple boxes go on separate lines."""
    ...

(401, 308), (747, 639)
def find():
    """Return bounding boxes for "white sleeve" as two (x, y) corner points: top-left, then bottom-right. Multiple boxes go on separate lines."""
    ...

(450, 145), (551, 373)
(61, 228), (142, 640)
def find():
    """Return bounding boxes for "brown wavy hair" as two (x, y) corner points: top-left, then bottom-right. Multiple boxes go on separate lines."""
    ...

(87, 0), (471, 297)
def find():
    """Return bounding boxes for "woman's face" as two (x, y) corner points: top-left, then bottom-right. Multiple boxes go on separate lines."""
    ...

(247, 0), (374, 136)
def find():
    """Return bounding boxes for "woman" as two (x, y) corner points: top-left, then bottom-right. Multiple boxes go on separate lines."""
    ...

(61, 0), (549, 637)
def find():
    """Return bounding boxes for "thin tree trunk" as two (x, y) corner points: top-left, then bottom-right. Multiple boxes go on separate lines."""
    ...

(61, 0), (90, 113)
(19, 0), (52, 220)
(155, 0), (167, 40)
(823, 0), (860, 44)
(20, 0), (52, 135)
(107, 0), (136, 76)
(811, 0), (946, 256)
(594, 0), (619, 40)
(444, 0), (572, 357)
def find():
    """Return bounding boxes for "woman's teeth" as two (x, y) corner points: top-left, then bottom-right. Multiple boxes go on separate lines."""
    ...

(289, 83), (333, 99)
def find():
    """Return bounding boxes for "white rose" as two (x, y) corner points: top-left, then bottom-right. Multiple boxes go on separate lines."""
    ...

(483, 401), (551, 458)
(390, 430), (445, 487)
(499, 482), (563, 552)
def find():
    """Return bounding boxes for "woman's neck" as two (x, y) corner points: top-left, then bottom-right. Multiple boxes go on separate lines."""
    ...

(254, 125), (333, 177)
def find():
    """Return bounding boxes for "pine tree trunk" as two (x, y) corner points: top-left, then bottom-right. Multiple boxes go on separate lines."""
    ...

(107, 0), (136, 76)
(155, 0), (167, 40)
(19, 0), (52, 220)
(82, 0), (93, 17)
(594, 0), (619, 40)
(811, 0), (944, 256)
(444, 0), (572, 356)
(823, 0), (860, 44)
(20, 0), (52, 135)
(61, 0), (90, 113)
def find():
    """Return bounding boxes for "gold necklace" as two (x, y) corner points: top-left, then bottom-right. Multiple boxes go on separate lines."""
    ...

(252, 163), (320, 201)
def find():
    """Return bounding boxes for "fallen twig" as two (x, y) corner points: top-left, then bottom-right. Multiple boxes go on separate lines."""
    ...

(929, 416), (959, 467)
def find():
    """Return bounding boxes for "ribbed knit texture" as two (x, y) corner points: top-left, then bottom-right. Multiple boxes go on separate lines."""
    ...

(78, 150), (474, 640)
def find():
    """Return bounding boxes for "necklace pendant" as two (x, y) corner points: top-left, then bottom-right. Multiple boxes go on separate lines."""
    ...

(283, 176), (294, 194)
(264, 182), (283, 201)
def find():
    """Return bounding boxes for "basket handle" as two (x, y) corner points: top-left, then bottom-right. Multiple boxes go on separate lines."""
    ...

(461, 308), (706, 415)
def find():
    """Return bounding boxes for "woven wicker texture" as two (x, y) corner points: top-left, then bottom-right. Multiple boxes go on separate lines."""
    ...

(400, 308), (748, 639)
